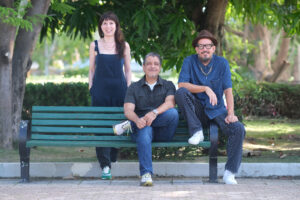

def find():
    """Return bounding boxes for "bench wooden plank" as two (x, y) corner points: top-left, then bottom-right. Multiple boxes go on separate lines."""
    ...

(31, 126), (114, 134)
(30, 134), (192, 141)
(32, 113), (126, 119)
(26, 140), (211, 148)
(31, 119), (124, 126)
(32, 119), (189, 127)
(31, 127), (192, 136)
(33, 106), (124, 112)
(31, 134), (132, 141)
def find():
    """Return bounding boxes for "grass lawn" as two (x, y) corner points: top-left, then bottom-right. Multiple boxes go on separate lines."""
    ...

(1, 117), (300, 163)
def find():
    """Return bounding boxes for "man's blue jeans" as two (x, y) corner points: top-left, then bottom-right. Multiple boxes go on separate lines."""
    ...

(175, 87), (245, 173)
(130, 108), (179, 176)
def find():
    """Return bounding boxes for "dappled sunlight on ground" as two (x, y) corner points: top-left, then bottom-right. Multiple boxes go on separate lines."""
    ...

(246, 126), (297, 135)
(243, 141), (300, 151)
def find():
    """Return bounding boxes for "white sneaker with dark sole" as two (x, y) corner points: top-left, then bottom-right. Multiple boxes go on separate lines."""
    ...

(113, 120), (132, 135)
(140, 173), (153, 186)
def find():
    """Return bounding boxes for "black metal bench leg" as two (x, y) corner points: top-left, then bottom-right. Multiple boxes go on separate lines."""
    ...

(209, 122), (218, 183)
(19, 120), (30, 183)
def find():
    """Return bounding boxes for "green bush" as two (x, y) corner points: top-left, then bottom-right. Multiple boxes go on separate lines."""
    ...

(23, 82), (90, 120)
(236, 81), (300, 118)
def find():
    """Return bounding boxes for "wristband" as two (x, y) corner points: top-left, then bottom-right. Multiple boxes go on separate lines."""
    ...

(152, 109), (158, 116)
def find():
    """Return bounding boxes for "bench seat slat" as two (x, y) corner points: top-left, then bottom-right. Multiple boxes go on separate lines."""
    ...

(33, 106), (124, 112)
(26, 140), (211, 148)
(32, 113), (126, 120)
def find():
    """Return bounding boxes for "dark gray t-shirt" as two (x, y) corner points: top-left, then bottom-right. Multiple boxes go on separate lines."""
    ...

(124, 76), (176, 117)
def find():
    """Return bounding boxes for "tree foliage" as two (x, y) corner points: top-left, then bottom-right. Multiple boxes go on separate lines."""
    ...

(0, 2), (32, 30)
(230, 0), (300, 35)
(40, 0), (299, 73)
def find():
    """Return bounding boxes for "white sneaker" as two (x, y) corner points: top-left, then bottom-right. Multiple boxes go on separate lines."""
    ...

(188, 130), (204, 145)
(113, 120), (132, 135)
(140, 173), (153, 186)
(223, 170), (237, 184)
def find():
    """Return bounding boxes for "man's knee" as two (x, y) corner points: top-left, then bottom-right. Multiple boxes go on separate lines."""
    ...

(136, 126), (153, 144)
(230, 122), (246, 138)
(238, 122), (246, 138)
(165, 108), (179, 122)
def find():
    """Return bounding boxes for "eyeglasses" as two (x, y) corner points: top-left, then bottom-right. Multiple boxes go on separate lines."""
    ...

(196, 43), (214, 50)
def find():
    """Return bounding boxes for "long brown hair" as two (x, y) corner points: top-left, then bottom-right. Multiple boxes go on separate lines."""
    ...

(98, 11), (125, 58)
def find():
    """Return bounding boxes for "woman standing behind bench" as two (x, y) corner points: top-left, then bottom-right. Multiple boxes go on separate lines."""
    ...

(89, 11), (132, 180)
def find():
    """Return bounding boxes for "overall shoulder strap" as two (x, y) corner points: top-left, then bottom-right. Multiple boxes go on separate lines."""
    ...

(94, 40), (100, 54)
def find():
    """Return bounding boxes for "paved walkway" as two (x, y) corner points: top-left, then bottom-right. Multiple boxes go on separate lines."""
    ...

(1, 177), (300, 200)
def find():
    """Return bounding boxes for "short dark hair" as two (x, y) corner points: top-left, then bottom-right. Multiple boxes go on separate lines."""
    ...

(143, 52), (162, 65)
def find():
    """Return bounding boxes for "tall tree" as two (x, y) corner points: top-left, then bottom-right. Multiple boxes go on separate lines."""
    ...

(11, 0), (51, 144)
(0, 0), (16, 149)
(0, 0), (51, 148)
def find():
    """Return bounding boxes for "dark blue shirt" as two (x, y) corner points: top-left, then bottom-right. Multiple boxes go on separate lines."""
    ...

(125, 76), (176, 117)
(178, 54), (232, 119)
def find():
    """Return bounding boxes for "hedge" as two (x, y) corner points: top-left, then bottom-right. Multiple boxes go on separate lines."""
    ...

(235, 81), (300, 119)
(23, 82), (90, 120)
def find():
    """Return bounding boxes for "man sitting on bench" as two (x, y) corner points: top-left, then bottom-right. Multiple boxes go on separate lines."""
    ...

(122, 52), (179, 186)
(175, 30), (246, 184)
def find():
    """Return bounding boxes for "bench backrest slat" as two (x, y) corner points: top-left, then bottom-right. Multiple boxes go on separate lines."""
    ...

(32, 120), (124, 126)
(33, 106), (124, 112)
(31, 126), (114, 134)
(31, 134), (190, 141)
(32, 113), (126, 120)
(31, 134), (131, 141)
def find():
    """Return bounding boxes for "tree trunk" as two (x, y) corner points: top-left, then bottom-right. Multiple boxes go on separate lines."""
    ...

(191, 0), (228, 56)
(293, 44), (300, 84)
(11, 0), (51, 143)
(252, 24), (272, 81)
(269, 60), (290, 82)
(273, 31), (291, 82)
(0, 0), (16, 149)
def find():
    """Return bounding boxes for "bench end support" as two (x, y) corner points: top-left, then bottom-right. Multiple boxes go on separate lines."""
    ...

(19, 120), (31, 183)
(209, 122), (218, 183)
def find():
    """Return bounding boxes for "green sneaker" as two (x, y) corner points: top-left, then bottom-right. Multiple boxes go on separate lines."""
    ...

(101, 166), (112, 180)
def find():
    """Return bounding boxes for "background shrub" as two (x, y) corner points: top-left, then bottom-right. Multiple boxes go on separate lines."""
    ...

(236, 81), (300, 118)
(23, 82), (90, 120)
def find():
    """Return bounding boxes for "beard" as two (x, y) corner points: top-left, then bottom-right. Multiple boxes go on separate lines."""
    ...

(199, 52), (212, 63)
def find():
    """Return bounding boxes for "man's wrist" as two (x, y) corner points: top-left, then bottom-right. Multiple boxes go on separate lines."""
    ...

(227, 110), (234, 116)
(152, 109), (158, 116)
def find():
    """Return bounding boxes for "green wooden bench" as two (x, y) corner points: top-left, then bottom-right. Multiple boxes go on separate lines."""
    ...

(19, 106), (218, 183)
